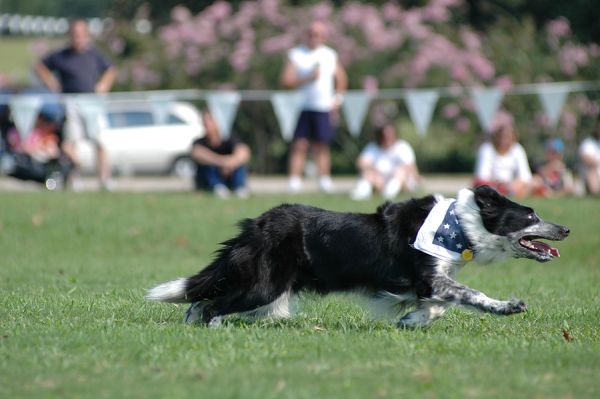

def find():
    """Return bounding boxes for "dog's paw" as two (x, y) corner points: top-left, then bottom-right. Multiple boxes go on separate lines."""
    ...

(503, 299), (527, 315)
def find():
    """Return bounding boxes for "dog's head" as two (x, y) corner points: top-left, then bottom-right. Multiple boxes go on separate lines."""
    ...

(455, 185), (570, 263)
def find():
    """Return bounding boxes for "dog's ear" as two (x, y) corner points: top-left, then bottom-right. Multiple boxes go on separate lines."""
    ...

(473, 185), (502, 210)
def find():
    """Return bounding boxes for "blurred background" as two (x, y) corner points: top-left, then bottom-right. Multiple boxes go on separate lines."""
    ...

(1, 0), (599, 176)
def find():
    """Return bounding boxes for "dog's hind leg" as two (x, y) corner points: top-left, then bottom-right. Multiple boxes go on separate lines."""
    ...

(430, 275), (527, 316)
(397, 302), (448, 328)
(198, 287), (294, 326)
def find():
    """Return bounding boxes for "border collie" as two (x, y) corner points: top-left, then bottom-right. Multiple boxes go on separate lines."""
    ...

(147, 185), (569, 328)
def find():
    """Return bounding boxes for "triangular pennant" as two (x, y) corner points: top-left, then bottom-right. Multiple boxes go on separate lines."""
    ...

(8, 95), (43, 139)
(536, 84), (570, 127)
(405, 89), (439, 137)
(206, 91), (241, 140)
(342, 91), (371, 137)
(470, 87), (504, 132)
(270, 91), (304, 141)
(149, 93), (175, 125)
(73, 96), (106, 140)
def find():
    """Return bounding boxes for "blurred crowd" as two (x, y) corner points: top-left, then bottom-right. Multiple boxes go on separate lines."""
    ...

(1, 18), (599, 199)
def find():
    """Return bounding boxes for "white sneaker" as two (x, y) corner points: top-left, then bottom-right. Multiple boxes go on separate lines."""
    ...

(383, 178), (401, 200)
(213, 184), (230, 199)
(318, 175), (334, 193)
(234, 187), (250, 199)
(350, 179), (372, 200)
(288, 176), (302, 193)
(100, 179), (116, 192)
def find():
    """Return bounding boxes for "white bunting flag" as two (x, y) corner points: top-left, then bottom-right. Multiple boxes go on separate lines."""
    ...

(270, 91), (304, 141)
(536, 83), (570, 127)
(470, 87), (504, 132)
(206, 91), (241, 140)
(405, 89), (439, 136)
(8, 95), (43, 139)
(342, 91), (371, 137)
(73, 96), (106, 140)
(149, 93), (175, 125)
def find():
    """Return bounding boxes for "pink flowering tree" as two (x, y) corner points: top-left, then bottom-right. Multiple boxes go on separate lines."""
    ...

(101, 0), (599, 173)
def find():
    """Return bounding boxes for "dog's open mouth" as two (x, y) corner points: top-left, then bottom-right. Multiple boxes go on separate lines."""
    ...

(518, 236), (560, 258)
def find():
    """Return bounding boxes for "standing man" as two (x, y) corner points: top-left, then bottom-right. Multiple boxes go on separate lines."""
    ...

(281, 20), (347, 193)
(35, 18), (117, 190)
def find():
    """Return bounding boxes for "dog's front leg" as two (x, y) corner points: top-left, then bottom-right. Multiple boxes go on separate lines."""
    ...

(430, 275), (527, 315)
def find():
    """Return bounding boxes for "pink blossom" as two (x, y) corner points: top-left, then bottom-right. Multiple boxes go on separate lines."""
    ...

(443, 103), (461, 119)
(422, 2), (450, 23)
(534, 112), (550, 128)
(494, 75), (513, 90)
(261, 33), (295, 54)
(455, 117), (471, 132)
(205, 1), (232, 21)
(171, 6), (192, 24)
(340, 3), (364, 26)
(311, 2), (333, 20)
(362, 75), (379, 95)
(450, 64), (470, 82)
(561, 110), (577, 130)
(460, 29), (481, 51)
(547, 17), (571, 39)
(468, 54), (495, 81)
(130, 61), (161, 88)
(381, 2), (402, 21)
(559, 43), (589, 75)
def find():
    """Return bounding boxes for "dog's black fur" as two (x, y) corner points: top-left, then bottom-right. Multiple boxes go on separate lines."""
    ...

(147, 185), (569, 328)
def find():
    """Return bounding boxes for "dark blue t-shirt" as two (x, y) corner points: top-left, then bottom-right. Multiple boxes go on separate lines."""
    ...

(42, 46), (112, 93)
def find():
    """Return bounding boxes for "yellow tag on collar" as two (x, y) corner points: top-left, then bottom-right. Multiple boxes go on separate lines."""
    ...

(461, 249), (473, 261)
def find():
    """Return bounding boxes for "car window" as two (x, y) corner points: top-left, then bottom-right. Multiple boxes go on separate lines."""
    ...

(167, 113), (185, 125)
(107, 111), (154, 128)
(107, 111), (187, 128)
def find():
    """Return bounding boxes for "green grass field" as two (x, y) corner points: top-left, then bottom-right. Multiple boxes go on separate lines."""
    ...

(1, 192), (599, 398)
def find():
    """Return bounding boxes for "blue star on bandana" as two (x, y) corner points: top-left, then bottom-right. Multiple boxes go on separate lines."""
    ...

(412, 198), (474, 263)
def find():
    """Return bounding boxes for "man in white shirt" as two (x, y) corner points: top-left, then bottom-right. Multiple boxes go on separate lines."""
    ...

(474, 120), (532, 197)
(281, 20), (347, 193)
(579, 120), (600, 195)
(351, 123), (420, 200)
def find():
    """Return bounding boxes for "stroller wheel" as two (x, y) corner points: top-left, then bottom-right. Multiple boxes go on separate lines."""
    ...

(45, 171), (64, 191)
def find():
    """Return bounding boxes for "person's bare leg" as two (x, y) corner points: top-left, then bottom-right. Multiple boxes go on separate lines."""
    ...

(289, 138), (309, 178)
(96, 143), (111, 189)
(586, 169), (600, 194)
(288, 138), (309, 191)
(313, 142), (333, 192)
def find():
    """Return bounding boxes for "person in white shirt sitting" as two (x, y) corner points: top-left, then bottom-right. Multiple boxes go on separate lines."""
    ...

(473, 113), (532, 198)
(578, 117), (600, 195)
(351, 123), (420, 200)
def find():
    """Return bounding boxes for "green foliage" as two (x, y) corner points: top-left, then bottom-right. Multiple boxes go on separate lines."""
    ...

(1, 192), (599, 398)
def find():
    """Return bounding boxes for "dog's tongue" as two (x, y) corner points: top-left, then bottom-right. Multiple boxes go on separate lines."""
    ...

(532, 240), (560, 257)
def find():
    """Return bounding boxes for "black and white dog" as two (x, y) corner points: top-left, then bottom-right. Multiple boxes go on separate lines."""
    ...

(147, 185), (569, 328)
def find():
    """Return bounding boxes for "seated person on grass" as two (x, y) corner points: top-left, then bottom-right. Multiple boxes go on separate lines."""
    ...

(350, 122), (420, 200)
(192, 110), (251, 198)
(473, 113), (532, 198)
(532, 137), (574, 197)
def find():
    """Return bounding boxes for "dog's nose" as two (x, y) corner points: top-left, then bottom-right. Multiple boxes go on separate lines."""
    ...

(562, 226), (570, 236)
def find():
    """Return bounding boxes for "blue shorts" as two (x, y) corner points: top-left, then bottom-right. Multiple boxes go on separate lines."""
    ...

(293, 110), (335, 144)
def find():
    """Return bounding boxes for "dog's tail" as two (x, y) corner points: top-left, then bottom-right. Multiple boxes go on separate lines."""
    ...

(146, 277), (190, 303)
(146, 238), (241, 303)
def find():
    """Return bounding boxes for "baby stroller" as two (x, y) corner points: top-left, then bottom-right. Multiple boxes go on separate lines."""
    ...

(0, 95), (74, 190)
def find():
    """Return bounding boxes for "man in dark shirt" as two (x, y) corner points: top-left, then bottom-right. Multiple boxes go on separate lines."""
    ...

(35, 18), (117, 189)
(192, 110), (251, 198)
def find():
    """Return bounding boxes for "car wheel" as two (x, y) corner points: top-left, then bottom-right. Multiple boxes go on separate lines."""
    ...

(171, 156), (196, 178)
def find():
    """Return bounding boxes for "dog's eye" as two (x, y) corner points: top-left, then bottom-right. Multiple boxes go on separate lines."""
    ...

(528, 213), (539, 222)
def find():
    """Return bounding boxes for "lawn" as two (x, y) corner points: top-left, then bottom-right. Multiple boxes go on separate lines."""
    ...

(0, 191), (599, 398)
